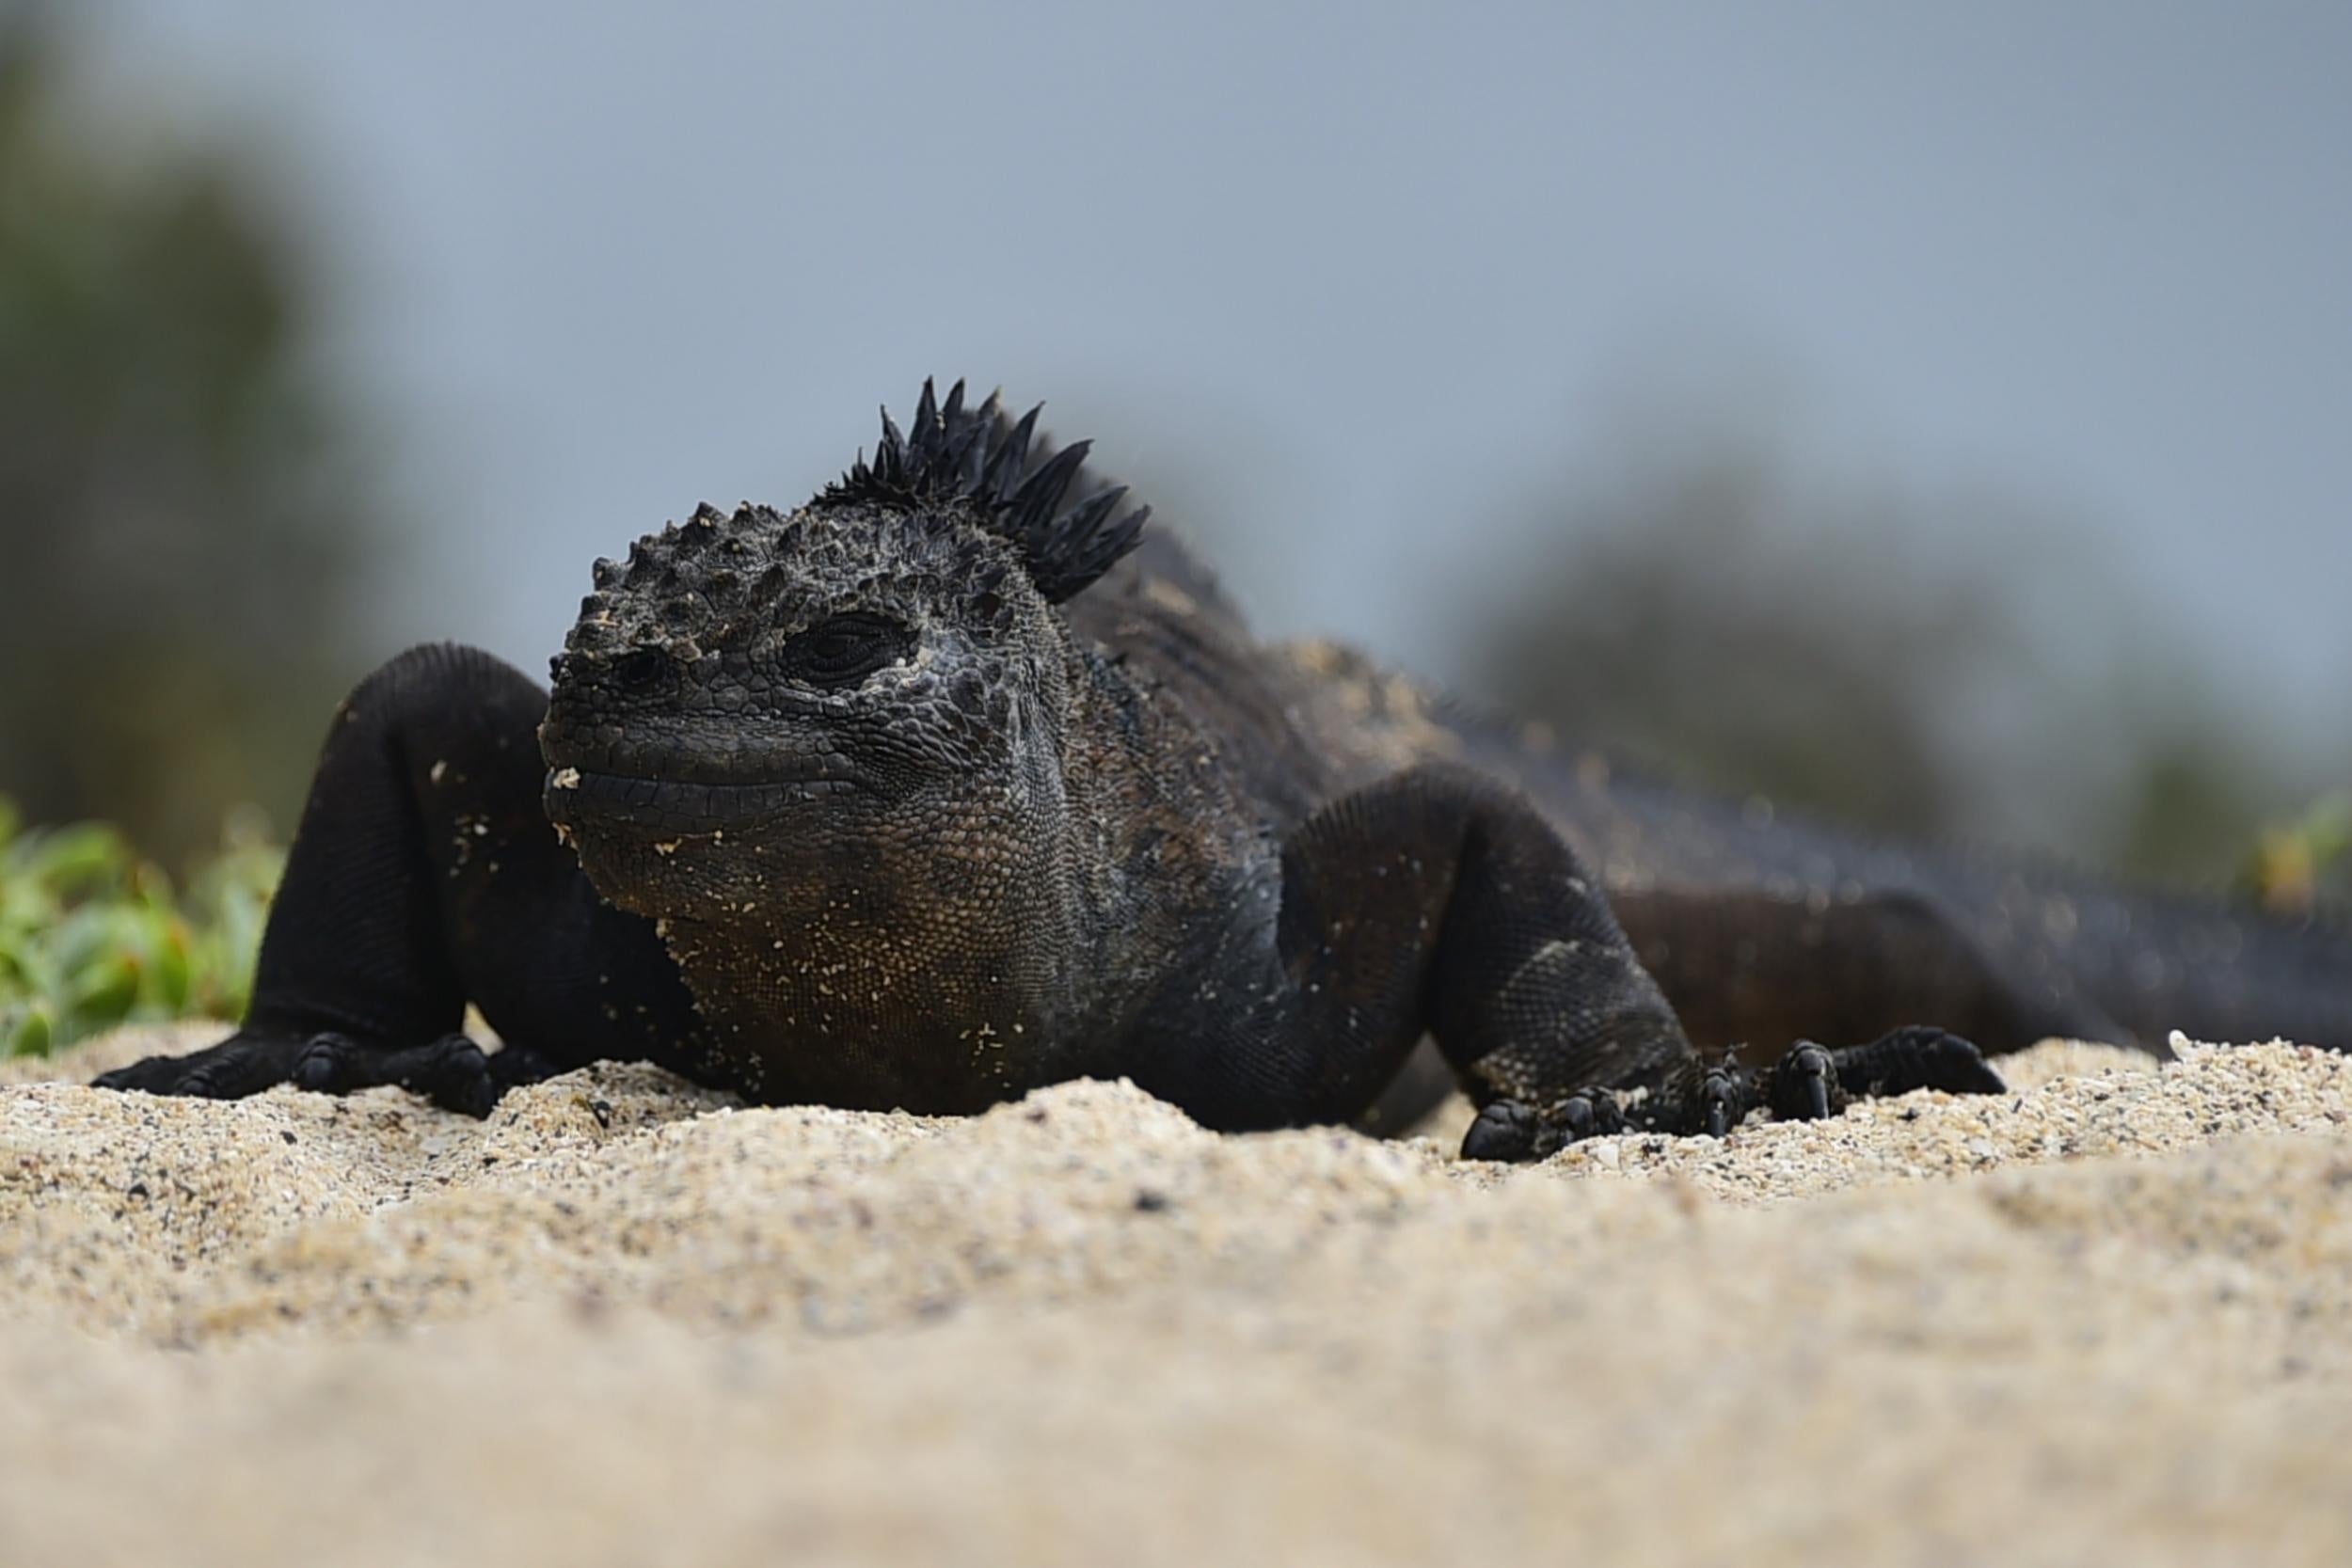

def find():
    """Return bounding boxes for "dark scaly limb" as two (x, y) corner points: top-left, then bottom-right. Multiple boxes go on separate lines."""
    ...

(1216, 766), (2003, 1163)
(94, 643), (706, 1112)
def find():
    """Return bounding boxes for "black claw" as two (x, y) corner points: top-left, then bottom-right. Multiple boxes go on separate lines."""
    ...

(1463, 1099), (1543, 1162)
(1560, 1096), (1596, 1141)
(488, 1042), (567, 1092)
(421, 1038), (496, 1117)
(1767, 1041), (1841, 1122)
(90, 1028), (505, 1116)
(436, 1070), (496, 1119)
(368, 1034), (500, 1118)
(1952, 1054), (2007, 1096)
(93, 1058), (170, 1093)
(1835, 1026), (2008, 1100)
(1565, 1088), (1625, 1138)
(1695, 1063), (1745, 1138)
(1920, 1035), (2007, 1096)
(293, 1035), (355, 1093)
(1464, 1088), (1630, 1163)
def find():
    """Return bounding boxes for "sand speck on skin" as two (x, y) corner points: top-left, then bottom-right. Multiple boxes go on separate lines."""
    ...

(3, 1025), (2349, 1567)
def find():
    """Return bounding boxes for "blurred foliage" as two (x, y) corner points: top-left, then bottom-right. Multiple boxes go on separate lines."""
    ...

(0, 794), (283, 1057)
(0, 9), (386, 866)
(2244, 794), (2352, 917)
(1470, 401), (2351, 902)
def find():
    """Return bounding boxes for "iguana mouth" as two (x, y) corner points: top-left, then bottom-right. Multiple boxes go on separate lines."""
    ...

(543, 763), (870, 836)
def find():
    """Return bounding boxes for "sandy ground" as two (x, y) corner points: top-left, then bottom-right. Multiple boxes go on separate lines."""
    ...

(2, 1027), (2349, 1568)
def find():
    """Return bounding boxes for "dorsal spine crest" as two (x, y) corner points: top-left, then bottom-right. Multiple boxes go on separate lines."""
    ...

(816, 377), (1152, 604)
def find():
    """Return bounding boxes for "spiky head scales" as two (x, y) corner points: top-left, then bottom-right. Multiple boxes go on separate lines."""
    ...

(817, 378), (1151, 604)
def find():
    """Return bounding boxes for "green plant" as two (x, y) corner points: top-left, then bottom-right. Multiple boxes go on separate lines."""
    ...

(2245, 792), (2352, 917)
(0, 795), (283, 1056)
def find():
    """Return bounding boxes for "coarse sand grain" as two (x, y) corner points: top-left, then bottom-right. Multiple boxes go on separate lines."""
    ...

(2, 1024), (2348, 1567)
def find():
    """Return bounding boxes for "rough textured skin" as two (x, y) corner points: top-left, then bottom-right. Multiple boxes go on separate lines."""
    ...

(93, 382), (2348, 1159)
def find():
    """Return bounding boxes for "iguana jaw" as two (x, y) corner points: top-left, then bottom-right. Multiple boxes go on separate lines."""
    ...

(543, 763), (868, 834)
(537, 728), (898, 922)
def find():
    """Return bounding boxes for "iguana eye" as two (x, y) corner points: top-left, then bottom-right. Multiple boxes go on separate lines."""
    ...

(612, 648), (672, 693)
(785, 612), (910, 687)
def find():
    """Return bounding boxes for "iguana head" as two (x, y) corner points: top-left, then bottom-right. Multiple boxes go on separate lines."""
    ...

(538, 379), (1150, 926)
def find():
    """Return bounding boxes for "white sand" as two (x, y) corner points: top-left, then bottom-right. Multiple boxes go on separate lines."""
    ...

(3, 1026), (2348, 1567)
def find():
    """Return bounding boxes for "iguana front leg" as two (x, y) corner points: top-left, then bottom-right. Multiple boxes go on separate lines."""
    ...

(94, 643), (705, 1112)
(1266, 767), (2003, 1161)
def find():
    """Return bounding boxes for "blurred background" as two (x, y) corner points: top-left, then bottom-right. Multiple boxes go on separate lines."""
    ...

(4, 0), (2347, 902)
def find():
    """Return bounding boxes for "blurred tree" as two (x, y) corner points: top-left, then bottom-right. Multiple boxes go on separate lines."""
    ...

(1473, 433), (2010, 841)
(0, 9), (387, 864)
(1469, 394), (2345, 896)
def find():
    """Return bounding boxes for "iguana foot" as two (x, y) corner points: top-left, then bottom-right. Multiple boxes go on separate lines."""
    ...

(1761, 1041), (1843, 1122)
(1690, 1050), (1752, 1136)
(290, 1032), (501, 1116)
(93, 1032), (308, 1102)
(1460, 1085), (1625, 1161)
(1821, 1024), (2007, 1101)
(92, 1029), (535, 1118)
(1641, 1030), (2005, 1142)
(1460, 1028), (2003, 1159)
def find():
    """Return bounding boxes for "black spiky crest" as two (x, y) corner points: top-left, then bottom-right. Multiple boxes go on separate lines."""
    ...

(816, 377), (1152, 604)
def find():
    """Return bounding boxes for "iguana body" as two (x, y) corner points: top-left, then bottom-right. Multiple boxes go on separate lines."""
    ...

(95, 383), (2349, 1158)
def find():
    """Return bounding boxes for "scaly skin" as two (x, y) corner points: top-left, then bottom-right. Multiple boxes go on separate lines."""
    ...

(98, 379), (2339, 1159)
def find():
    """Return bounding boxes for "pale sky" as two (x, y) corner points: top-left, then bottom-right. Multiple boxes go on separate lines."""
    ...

(67, 1), (2352, 736)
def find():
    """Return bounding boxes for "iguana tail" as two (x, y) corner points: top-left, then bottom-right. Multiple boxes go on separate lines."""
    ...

(2067, 877), (2352, 1052)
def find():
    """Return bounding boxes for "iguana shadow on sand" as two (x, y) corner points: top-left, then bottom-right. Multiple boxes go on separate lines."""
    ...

(94, 381), (2352, 1160)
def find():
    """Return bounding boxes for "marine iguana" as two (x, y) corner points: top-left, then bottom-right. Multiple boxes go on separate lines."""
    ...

(93, 381), (2352, 1159)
